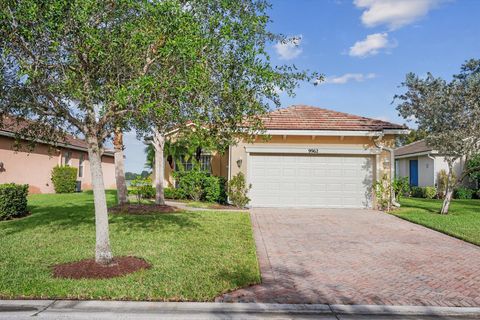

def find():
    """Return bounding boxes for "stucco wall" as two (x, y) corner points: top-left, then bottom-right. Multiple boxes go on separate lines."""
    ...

(0, 136), (116, 193)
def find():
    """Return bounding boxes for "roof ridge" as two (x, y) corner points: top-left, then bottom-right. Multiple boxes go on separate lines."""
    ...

(396, 139), (426, 149)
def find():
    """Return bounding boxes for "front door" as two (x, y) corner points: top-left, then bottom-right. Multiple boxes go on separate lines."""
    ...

(409, 160), (419, 186)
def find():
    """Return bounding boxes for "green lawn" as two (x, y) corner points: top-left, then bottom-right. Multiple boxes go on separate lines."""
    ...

(0, 191), (260, 301)
(393, 197), (480, 245)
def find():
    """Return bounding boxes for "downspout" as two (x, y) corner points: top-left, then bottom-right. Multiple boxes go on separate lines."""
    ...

(374, 134), (401, 208)
(427, 153), (436, 187)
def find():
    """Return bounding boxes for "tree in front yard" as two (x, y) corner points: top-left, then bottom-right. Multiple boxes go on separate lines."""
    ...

(395, 59), (480, 214)
(0, 0), (208, 264)
(132, 1), (320, 205)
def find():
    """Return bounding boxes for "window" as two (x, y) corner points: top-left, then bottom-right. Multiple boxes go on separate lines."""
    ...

(64, 151), (72, 166)
(78, 154), (85, 178)
(177, 155), (212, 172)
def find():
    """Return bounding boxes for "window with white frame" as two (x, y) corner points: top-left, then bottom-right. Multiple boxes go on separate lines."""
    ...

(177, 155), (212, 172)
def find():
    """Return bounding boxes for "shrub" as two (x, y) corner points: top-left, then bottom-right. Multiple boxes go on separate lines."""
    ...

(174, 167), (208, 201)
(424, 186), (437, 199)
(227, 172), (251, 208)
(51, 166), (78, 193)
(203, 176), (227, 203)
(454, 187), (474, 199)
(476, 189), (480, 199)
(130, 177), (155, 203)
(410, 186), (425, 198)
(164, 187), (187, 200)
(0, 183), (29, 220)
(393, 177), (410, 201)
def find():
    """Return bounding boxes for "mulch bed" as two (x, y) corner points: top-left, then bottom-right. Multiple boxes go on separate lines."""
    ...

(108, 204), (181, 215)
(52, 256), (151, 279)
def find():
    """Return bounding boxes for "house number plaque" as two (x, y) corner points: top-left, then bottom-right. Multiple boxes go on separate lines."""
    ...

(308, 148), (319, 154)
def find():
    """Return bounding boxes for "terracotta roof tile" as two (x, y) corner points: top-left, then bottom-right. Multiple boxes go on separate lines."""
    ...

(251, 105), (406, 131)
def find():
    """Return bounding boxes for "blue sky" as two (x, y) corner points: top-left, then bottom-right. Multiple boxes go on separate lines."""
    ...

(123, 0), (480, 173)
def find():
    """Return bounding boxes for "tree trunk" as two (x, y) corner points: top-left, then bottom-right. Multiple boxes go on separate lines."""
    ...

(87, 136), (113, 265)
(440, 161), (455, 215)
(114, 128), (128, 205)
(153, 130), (166, 205)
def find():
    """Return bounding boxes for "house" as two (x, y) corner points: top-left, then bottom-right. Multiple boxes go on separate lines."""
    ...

(164, 105), (408, 208)
(394, 139), (467, 187)
(0, 118), (116, 194)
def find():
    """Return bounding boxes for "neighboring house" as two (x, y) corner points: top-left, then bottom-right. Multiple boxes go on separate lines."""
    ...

(394, 139), (467, 188)
(0, 118), (116, 194)
(164, 105), (408, 208)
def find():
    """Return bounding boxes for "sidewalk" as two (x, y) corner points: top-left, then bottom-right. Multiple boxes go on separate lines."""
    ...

(2, 300), (480, 319)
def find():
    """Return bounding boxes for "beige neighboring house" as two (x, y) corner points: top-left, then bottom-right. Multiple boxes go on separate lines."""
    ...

(0, 118), (116, 194)
(394, 140), (468, 188)
(164, 105), (408, 208)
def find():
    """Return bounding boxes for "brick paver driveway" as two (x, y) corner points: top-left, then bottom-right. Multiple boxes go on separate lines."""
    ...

(217, 208), (480, 306)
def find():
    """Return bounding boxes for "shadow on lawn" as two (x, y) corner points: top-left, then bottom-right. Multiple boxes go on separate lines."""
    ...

(2, 191), (200, 235)
(402, 198), (480, 215)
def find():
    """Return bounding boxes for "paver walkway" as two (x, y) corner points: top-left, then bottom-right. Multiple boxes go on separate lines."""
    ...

(217, 208), (480, 306)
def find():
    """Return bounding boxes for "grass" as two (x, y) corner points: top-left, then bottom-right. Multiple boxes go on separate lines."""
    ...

(393, 197), (480, 245)
(184, 201), (235, 210)
(0, 191), (260, 301)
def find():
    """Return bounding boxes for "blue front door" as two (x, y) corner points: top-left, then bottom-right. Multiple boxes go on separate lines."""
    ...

(409, 160), (419, 186)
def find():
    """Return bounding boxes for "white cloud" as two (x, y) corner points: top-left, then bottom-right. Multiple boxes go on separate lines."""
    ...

(324, 73), (377, 84)
(373, 115), (391, 122)
(354, 0), (443, 30)
(274, 35), (303, 60)
(349, 32), (395, 57)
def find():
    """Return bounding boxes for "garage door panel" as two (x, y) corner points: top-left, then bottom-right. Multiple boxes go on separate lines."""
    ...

(249, 154), (373, 208)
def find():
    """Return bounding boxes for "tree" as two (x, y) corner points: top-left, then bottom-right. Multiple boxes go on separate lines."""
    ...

(133, 1), (319, 205)
(395, 59), (480, 214)
(114, 129), (128, 205)
(466, 153), (480, 187)
(395, 128), (427, 147)
(0, 0), (214, 263)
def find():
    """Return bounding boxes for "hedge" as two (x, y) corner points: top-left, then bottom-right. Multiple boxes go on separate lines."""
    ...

(0, 183), (29, 220)
(51, 166), (78, 193)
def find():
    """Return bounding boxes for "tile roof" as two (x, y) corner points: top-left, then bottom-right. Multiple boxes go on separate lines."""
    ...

(0, 117), (114, 156)
(253, 105), (407, 131)
(394, 139), (433, 157)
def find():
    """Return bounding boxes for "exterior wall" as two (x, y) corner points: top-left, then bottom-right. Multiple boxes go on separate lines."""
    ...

(0, 136), (116, 194)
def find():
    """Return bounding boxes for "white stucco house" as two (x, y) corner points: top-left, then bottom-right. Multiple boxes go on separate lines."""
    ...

(394, 140), (467, 187)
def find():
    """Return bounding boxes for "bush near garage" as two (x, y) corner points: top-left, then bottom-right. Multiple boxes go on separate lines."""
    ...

(51, 166), (78, 193)
(0, 183), (29, 220)
(227, 172), (251, 208)
(174, 168), (227, 203)
(393, 177), (410, 201)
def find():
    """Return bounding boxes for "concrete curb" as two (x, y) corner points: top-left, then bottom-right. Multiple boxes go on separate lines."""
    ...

(1, 300), (480, 317)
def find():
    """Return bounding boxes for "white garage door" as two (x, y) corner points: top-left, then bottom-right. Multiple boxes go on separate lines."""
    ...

(248, 154), (374, 208)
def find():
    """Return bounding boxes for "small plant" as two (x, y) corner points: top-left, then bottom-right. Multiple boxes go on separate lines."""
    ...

(51, 166), (78, 193)
(227, 172), (251, 208)
(437, 169), (457, 199)
(130, 177), (155, 203)
(0, 183), (29, 220)
(203, 176), (227, 203)
(424, 186), (437, 199)
(454, 187), (474, 199)
(393, 177), (410, 201)
(374, 174), (391, 211)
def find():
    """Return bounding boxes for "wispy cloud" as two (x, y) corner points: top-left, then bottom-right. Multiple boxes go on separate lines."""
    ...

(349, 32), (396, 57)
(354, 0), (443, 30)
(274, 35), (303, 60)
(324, 73), (377, 84)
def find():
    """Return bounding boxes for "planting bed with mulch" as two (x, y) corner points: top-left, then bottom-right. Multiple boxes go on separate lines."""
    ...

(109, 204), (181, 215)
(53, 256), (151, 279)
